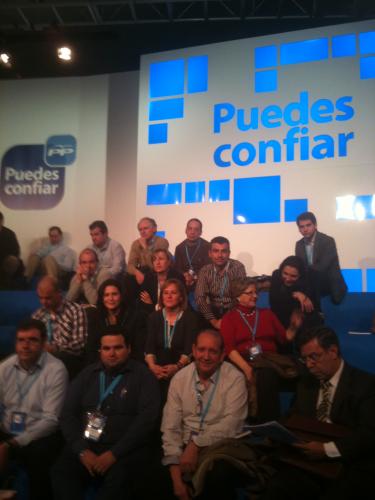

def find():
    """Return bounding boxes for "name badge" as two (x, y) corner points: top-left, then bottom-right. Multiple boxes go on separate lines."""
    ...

(249, 343), (263, 360)
(10, 412), (27, 434)
(84, 411), (106, 442)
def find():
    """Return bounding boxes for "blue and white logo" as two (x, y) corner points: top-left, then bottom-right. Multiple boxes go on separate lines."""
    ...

(45, 135), (77, 166)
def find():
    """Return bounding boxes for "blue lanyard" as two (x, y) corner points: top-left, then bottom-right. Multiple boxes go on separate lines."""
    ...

(16, 368), (41, 405)
(214, 263), (229, 303)
(237, 309), (259, 342)
(98, 371), (123, 409)
(194, 367), (221, 430)
(163, 309), (183, 348)
(46, 315), (54, 342)
(185, 240), (201, 270)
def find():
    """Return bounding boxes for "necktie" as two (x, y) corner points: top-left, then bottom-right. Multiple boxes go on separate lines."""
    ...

(316, 381), (332, 421)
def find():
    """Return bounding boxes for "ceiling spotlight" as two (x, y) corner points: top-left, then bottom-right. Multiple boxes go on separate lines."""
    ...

(57, 46), (72, 62)
(0, 52), (11, 66)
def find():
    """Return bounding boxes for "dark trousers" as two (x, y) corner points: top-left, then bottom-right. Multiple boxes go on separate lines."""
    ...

(256, 367), (281, 423)
(195, 459), (247, 500)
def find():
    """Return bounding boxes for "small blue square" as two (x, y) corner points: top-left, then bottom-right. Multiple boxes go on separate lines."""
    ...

(360, 56), (375, 79)
(284, 199), (308, 222)
(255, 46), (277, 69)
(149, 60), (185, 98)
(255, 70), (278, 93)
(332, 34), (356, 58)
(188, 56), (208, 93)
(341, 269), (362, 292)
(148, 124), (168, 144)
(147, 183), (182, 205)
(366, 269), (375, 292)
(156, 231), (166, 238)
(359, 31), (375, 55)
(45, 135), (76, 166)
(209, 180), (230, 202)
(185, 182), (205, 203)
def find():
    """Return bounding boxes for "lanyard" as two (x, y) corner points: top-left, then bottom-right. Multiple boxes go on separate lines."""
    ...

(16, 368), (41, 405)
(46, 314), (55, 342)
(98, 371), (123, 409)
(214, 262), (229, 303)
(237, 309), (259, 342)
(185, 240), (201, 270)
(194, 367), (221, 430)
(163, 309), (183, 348)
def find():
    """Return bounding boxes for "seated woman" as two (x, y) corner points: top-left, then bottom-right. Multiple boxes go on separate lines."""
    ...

(145, 278), (200, 402)
(85, 278), (146, 364)
(221, 277), (300, 422)
(269, 255), (321, 334)
(138, 248), (185, 314)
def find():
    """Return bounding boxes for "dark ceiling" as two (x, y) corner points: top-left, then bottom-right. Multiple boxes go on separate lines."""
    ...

(0, 0), (374, 79)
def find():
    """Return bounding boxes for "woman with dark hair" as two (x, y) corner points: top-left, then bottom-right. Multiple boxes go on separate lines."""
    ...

(145, 278), (199, 401)
(85, 278), (145, 364)
(138, 248), (185, 314)
(269, 255), (321, 331)
(221, 277), (300, 422)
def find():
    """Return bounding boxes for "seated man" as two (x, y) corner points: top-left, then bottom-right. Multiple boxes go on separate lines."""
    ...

(195, 236), (246, 330)
(89, 220), (126, 281)
(25, 225), (76, 284)
(51, 328), (160, 500)
(128, 217), (169, 285)
(295, 212), (347, 304)
(174, 218), (210, 290)
(0, 318), (68, 500)
(161, 329), (248, 500)
(32, 276), (87, 378)
(0, 211), (23, 289)
(66, 248), (111, 305)
(263, 326), (375, 500)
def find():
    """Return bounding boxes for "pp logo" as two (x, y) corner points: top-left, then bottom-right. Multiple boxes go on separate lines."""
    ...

(45, 135), (76, 166)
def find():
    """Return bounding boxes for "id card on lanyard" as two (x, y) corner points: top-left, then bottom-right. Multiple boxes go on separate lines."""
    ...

(84, 371), (122, 442)
(237, 309), (263, 360)
(185, 240), (201, 275)
(194, 367), (221, 432)
(12, 367), (41, 434)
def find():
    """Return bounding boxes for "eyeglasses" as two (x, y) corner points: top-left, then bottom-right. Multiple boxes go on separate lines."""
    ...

(299, 352), (324, 365)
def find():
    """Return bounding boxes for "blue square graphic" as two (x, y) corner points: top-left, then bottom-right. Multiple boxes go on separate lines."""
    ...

(359, 31), (375, 55)
(209, 180), (230, 202)
(284, 199), (308, 222)
(255, 70), (278, 93)
(255, 45), (277, 69)
(45, 135), (76, 166)
(185, 182), (205, 203)
(148, 123), (168, 144)
(147, 183), (182, 205)
(366, 269), (375, 292)
(188, 56), (208, 94)
(149, 60), (184, 98)
(354, 195), (375, 219)
(342, 269), (362, 292)
(233, 176), (281, 224)
(360, 56), (375, 79)
(156, 231), (166, 238)
(149, 98), (184, 121)
(280, 38), (329, 65)
(332, 34), (356, 58)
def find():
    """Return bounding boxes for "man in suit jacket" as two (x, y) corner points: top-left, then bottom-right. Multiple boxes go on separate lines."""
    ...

(262, 326), (375, 500)
(295, 212), (347, 304)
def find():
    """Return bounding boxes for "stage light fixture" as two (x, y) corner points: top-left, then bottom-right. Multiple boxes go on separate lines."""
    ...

(0, 52), (11, 66)
(57, 46), (72, 61)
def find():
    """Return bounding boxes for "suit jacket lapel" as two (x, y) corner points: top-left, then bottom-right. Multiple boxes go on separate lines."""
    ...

(330, 363), (349, 421)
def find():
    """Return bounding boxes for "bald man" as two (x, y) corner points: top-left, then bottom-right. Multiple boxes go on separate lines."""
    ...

(32, 276), (87, 377)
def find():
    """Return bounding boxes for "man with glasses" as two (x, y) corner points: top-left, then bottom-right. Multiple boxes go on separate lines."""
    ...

(0, 318), (68, 500)
(263, 325), (375, 500)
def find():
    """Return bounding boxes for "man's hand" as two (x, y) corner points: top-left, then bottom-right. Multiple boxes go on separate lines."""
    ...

(183, 272), (195, 287)
(93, 450), (116, 475)
(149, 363), (168, 380)
(170, 465), (192, 500)
(135, 269), (145, 285)
(210, 318), (222, 330)
(179, 441), (199, 474)
(163, 364), (179, 379)
(294, 441), (326, 460)
(79, 449), (98, 476)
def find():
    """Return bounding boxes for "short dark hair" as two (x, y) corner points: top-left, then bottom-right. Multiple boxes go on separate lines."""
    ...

(279, 255), (306, 280)
(210, 236), (230, 249)
(296, 326), (340, 355)
(89, 220), (108, 233)
(49, 226), (62, 235)
(187, 218), (203, 230)
(100, 327), (130, 347)
(296, 212), (317, 226)
(16, 318), (47, 341)
(195, 329), (224, 352)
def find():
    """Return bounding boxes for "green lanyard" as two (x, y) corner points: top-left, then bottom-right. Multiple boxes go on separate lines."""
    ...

(194, 367), (221, 430)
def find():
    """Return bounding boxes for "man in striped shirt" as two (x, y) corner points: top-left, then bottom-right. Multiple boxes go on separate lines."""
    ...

(195, 236), (246, 330)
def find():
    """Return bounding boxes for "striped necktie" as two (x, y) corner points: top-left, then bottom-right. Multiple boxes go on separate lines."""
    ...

(316, 380), (332, 422)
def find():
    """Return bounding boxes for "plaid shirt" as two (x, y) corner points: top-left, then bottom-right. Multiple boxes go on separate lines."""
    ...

(33, 299), (87, 355)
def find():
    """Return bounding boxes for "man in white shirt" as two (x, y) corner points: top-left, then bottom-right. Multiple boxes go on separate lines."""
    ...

(0, 318), (68, 500)
(89, 220), (126, 281)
